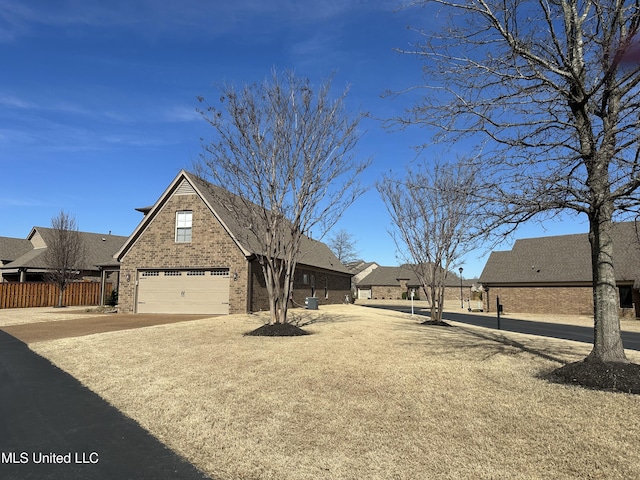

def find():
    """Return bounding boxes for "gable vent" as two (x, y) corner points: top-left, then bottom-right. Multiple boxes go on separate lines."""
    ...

(175, 179), (196, 195)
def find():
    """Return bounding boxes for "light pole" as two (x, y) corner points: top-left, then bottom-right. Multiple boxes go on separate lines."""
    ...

(459, 267), (464, 309)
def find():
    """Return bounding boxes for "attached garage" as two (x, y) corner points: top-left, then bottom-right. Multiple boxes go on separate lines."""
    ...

(357, 288), (371, 300)
(136, 268), (230, 314)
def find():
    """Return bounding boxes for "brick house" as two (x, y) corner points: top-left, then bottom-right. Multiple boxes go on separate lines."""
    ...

(0, 228), (126, 284)
(345, 260), (379, 299)
(115, 170), (352, 315)
(479, 221), (640, 317)
(355, 264), (472, 303)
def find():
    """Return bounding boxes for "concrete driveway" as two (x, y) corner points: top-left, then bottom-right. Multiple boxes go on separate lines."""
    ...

(1, 308), (212, 343)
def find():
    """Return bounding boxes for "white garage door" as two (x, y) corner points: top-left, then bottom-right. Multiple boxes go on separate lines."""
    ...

(136, 269), (230, 314)
(358, 288), (371, 300)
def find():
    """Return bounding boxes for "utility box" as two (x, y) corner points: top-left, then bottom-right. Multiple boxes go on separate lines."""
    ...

(305, 297), (319, 310)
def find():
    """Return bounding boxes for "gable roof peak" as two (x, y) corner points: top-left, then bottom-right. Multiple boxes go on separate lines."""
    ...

(116, 170), (350, 273)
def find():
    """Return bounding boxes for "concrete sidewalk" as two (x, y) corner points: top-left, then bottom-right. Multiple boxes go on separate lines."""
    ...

(0, 330), (211, 480)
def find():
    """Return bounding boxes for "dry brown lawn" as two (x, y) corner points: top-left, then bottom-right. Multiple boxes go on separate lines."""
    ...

(0, 306), (105, 327)
(27, 304), (640, 480)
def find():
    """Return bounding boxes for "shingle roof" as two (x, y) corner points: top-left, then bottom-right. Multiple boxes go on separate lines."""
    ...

(479, 222), (640, 284)
(357, 266), (422, 287)
(357, 264), (468, 288)
(0, 236), (33, 263)
(346, 261), (376, 275)
(189, 172), (350, 274)
(117, 171), (351, 275)
(1, 228), (127, 271)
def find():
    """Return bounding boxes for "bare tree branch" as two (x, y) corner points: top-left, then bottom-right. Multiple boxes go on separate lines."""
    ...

(327, 229), (360, 264)
(195, 69), (370, 324)
(44, 210), (85, 308)
(393, 0), (640, 362)
(377, 159), (479, 322)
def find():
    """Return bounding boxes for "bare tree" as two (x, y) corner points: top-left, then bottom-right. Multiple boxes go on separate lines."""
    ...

(196, 70), (369, 325)
(378, 159), (477, 322)
(393, 0), (640, 364)
(327, 229), (360, 264)
(44, 210), (85, 308)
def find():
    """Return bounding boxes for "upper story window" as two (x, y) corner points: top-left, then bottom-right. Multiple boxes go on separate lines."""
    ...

(175, 211), (192, 243)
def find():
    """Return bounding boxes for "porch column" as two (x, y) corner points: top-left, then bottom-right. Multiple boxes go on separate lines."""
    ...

(99, 268), (107, 306)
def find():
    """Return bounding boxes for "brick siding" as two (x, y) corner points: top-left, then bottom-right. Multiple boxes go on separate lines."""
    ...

(249, 260), (352, 312)
(483, 285), (639, 317)
(483, 286), (594, 315)
(118, 193), (248, 314)
(370, 285), (471, 302)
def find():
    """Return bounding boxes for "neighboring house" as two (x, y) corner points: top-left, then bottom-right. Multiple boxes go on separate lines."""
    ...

(479, 221), (640, 317)
(115, 170), (352, 315)
(356, 265), (420, 300)
(355, 264), (472, 303)
(0, 236), (33, 281)
(345, 260), (379, 299)
(0, 227), (127, 284)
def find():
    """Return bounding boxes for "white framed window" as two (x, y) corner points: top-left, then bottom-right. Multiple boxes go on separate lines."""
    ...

(175, 211), (192, 243)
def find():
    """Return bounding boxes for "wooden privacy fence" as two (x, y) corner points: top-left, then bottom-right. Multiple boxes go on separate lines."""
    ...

(0, 282), (113, 309)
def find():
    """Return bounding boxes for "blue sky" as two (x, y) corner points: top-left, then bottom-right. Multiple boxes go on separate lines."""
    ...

(0, 0), (589, 278)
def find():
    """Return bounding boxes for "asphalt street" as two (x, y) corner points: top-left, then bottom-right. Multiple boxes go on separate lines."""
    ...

(362, 303), (640, 352)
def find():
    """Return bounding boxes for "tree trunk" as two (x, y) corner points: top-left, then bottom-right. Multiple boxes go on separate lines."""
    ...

(438, 286), (445, 322)
(587, 213), (627, 363)
(282, 267), (296, 325)
(263, 265), (278, 325)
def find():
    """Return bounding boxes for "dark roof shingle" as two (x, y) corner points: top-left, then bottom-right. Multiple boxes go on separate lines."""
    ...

(480, 222), (640, 284)
(357, 266), (421, 287)
(187, 172), (350, 274)
(1, 228), (127, 271)
(0, 236), (33, 263)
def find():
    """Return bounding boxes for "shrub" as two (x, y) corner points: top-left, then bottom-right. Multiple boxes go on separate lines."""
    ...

(107, 289), (118, 306)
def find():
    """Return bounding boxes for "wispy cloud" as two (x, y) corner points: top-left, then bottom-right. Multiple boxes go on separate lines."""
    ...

(162, 105), (200, 123)
(0, 92), (94, 116)
(0, 90), (197, 126)
(100, 133), (176, 148)
(288, 31), (348, 72)
(0, 0), (396, 42)
(0, 118), (177, 153)
(0, 125), (46, 145)
(0, 94), (34, 109)
(0, 196), (49, 208)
